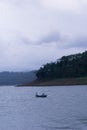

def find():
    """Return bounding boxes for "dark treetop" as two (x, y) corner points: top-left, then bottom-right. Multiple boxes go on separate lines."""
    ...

(36, 51), (87, 80)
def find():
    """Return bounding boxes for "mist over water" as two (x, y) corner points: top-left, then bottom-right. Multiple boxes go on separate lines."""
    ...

(0, 86), (87, 130)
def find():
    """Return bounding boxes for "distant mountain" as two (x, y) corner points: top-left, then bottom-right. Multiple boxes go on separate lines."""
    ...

(0, 71), (36, 85)
(36, 51), (87, 80)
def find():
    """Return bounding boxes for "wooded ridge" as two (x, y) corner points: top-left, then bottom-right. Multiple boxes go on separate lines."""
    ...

(36, 51), (87, 80)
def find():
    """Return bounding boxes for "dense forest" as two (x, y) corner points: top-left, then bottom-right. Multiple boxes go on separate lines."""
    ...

(36, 51), (87, 80)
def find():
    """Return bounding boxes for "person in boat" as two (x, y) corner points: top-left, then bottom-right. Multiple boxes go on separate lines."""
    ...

(35, 92), (47, 97)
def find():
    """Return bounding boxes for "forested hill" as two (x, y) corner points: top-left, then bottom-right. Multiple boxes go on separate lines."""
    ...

(0, 71), (36, 85)
(36, 51), (87, 80)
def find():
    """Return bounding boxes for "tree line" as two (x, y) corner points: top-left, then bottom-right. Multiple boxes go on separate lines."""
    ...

(36, 51), (87, 79)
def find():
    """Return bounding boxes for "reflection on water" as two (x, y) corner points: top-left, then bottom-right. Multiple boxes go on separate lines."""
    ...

(0, 86), (87, 130)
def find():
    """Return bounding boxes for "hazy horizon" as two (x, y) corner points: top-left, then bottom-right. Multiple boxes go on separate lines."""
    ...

(0, 0), (87, 71)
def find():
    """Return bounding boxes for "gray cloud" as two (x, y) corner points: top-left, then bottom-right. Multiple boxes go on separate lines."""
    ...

(0, 0), (31, 6)
(0, 0), (87, 71)
(0, 31), (86, 72)
(38, 32), (62, 44)
(5, 31), (87, 49)
(68, 36), (87, 48)
(14, 33), (33, 45)
(16, 32), (63, 45)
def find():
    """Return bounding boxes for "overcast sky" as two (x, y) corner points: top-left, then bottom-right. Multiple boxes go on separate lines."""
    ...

(0, 0), (87, 71)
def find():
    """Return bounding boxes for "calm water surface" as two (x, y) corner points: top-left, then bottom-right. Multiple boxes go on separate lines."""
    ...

(0, 85), (87, 130)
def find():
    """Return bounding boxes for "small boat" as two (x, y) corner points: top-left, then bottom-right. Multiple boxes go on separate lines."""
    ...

(35, 93), (47, 98)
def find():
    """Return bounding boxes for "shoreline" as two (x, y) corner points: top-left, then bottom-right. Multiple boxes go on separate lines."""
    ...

(17, 77), (87, 87)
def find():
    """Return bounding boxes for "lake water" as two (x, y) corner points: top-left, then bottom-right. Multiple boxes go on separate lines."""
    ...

(0, 86), (87, 130)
